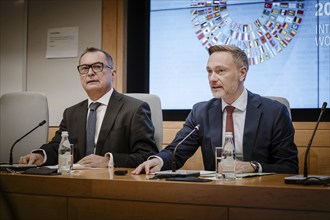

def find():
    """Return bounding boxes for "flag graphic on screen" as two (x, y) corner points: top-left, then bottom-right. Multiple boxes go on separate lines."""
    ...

(190, 0), (305, 65)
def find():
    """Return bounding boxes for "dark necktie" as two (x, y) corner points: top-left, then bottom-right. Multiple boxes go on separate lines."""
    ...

(86, 102), (102, 155)
(225, 105), (235, 144)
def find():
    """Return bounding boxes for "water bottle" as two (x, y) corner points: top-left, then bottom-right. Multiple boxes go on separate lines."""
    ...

(220, 132), (236, 180)
(58, 131), (72, 174)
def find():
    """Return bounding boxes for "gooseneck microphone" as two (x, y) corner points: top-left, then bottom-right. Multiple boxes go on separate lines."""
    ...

(9, 120), (47, 165)
(151, 124), (201, 179)
(303, 102), (327, 178)
(285, 102), (330, 186)
(171, 124), (200, 172)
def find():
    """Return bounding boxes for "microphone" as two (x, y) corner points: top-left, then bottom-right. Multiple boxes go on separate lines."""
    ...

(303, 102), (327, 177)
(152, 124), (201, 179)
(171, 124), (200, 172)
(285, 102), (330, 186)
(9, 120), (47, 165)
(0, 120), (47, 173)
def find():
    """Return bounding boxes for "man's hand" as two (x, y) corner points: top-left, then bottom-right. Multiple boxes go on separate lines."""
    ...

(132, 158), (162, 175)
(235, 161), (255, 173)
(77, 154), (109, 168)
(18, 153), (44, 166)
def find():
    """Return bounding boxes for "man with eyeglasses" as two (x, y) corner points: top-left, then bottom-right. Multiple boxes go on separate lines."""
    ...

(19, 47), (159, 168)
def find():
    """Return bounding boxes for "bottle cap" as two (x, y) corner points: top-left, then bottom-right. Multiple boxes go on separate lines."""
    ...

(225, 132), (233, 137)
(61, 131), (69, 136)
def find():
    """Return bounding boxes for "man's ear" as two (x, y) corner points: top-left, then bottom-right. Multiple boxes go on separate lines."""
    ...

(239, 66), (247, 81)
(111, 69), (117, 79)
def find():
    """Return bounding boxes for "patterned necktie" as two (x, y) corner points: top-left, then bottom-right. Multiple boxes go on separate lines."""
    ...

(225, 105), (235, 144)
(86, 102), (102, 155)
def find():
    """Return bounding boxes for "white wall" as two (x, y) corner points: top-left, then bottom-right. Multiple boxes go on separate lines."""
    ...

(0, 0), (102, 126)
(0, 0), (27, 94)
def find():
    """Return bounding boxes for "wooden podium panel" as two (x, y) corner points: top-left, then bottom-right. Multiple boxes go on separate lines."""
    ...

(0, 193), (67, 220)
(68, 198), (227, 219)
(1, 169), (329, 220)
(229, 208), (330, 220)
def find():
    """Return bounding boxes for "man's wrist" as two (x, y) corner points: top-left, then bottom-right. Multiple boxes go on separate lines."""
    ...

(250, 161), (259, 173)
(147, 155), (163, 168)
(31, 149), (46, 164)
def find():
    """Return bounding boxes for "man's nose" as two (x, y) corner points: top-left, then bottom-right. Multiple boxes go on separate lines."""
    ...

(87, 67), (95, 76)
(209, 72), (217, 81)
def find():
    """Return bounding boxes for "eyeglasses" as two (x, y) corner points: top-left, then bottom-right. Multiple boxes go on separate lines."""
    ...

(77, 62), (112, 75)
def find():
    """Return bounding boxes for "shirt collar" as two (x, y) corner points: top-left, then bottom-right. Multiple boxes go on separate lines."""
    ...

(88, 88), (113, 107)
(221, 88), (248, 112)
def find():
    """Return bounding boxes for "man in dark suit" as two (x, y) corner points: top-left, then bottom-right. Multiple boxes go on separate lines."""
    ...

(19, 47), (158, 168)
(133, 45), (298, 174)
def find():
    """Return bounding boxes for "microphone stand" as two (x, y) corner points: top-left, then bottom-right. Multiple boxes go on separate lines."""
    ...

(9, 120), (47, 165)
(171, 124), (200, 172)
(285, 102), (329, 186)
(152, 124), (200, 179)
(303, 103), (326, 178)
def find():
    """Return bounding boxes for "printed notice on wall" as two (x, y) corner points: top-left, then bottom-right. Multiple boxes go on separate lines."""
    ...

(46, 27), (79, 58)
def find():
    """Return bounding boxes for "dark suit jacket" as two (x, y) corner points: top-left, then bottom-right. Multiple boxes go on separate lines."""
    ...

(41, 90), (159, 168)
(158, 91), (299, 174)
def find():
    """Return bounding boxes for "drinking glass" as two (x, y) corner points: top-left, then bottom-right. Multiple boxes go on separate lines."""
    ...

(215, 147), (223, 179)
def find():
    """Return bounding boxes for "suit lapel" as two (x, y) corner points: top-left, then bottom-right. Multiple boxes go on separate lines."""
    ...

(209, 100), (222, 153)
(77, 101), (88, 158)
(95, 90), (123, 154)
(243, 92), (262, 161)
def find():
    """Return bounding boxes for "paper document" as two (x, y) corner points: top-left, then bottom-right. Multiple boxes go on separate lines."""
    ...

(155, 170), (216, 177)
(236, 173), (274, 178)
(46, 164), (93, 170)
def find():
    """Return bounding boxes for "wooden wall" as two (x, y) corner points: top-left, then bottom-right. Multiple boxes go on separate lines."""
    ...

(102, 0), (126, 93)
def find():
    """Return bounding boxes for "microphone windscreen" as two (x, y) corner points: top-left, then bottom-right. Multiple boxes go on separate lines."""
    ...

(321, 102), (327, 109)
(39, 120), (47, 126)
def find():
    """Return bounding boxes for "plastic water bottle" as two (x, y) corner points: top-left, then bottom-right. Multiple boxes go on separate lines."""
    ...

(220, 132), (236, 180)
(58, 131), (72, 174)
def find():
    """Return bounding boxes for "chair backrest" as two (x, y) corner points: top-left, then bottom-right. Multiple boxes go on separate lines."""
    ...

(0, 92), (49, 163)
(264, 96), (291, 119)
(125, 93), (163, 150)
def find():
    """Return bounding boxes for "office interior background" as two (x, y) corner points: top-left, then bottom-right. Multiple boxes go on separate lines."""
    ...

(0, 0), (329, 174)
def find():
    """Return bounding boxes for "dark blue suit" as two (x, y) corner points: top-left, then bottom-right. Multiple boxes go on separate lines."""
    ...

(158, 91), (298, 174)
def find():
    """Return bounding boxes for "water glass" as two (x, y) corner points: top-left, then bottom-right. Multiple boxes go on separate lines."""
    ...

(235, 152), (244, 161)
(215, 147), (223, 179)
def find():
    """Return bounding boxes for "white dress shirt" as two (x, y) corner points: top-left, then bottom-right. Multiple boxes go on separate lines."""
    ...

(87, 88), (114, 167)
(222, 88), (262, 172)
(87, 88), (113, 147)
(221, 88), (247, 157)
